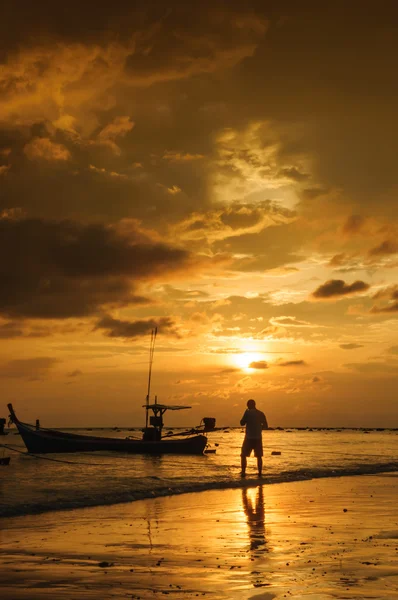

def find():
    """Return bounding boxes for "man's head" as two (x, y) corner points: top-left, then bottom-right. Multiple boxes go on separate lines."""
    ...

(247, 399), (256, 409)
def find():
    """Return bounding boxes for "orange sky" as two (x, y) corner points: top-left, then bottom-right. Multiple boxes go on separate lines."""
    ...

(0, 1), (397, 427)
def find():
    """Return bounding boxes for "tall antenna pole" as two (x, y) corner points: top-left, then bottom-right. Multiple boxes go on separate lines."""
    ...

(145, 327), (157, 428)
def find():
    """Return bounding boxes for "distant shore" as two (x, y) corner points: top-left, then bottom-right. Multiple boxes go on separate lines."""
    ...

(3, 425), (398, 433)
(1, 473), (397, 599)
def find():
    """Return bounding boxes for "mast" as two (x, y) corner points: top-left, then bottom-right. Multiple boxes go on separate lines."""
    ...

(145, 327), (157, 428)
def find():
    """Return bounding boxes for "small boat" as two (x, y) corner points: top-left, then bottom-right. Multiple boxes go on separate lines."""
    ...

(7, 403), (214, 455)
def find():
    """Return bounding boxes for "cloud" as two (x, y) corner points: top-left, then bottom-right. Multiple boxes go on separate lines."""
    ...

(275, 360), (307, 367)
(209, 347), (242, 355)
(277, 167), (309, 181)
(163, 151), (204, 162)
(67, 369), (83, 377)
(342, 214), (366, 235)
(0, 215), (193, 319)
(248, 360), (268, 369)
(270, 316), (312, 327)
(88, 164), (128, 179)
(345, 361), (398, 374)
(23, 138), (71, 161)
(370, 285), (398, 314)
(98, 116), (134, 141)
(123, 7), (268, 85)
(171, 200), (296, 246)
(0, 321), (24, 338)
(387, 346), (398, 355)
(219, 367), (241, 374)
(0, 357), (59, 380)
(339, 343), (364, 350)
(0, 3), (268, 136)
(95, 315), (181, 339)
(167, 185), (182, 195)
(0, 319), (64, 339)
(312, 279), (370, 299)
(368, 240), (398, 256)
(210, 122), (309, 207)
(328, 253), (348, 268)
(95, 116), (135, 154)
(0, 165), (10, 176)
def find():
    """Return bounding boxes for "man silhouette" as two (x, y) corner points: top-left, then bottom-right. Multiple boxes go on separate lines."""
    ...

(240, 399), (268, 477)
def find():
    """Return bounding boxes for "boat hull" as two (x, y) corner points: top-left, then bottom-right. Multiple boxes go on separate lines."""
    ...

(7, 405), (208, 455)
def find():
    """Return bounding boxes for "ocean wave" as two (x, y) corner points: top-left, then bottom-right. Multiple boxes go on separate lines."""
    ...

(2, 461), (397, 520)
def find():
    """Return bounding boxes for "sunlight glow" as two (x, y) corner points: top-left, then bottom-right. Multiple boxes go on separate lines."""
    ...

(234, 352), (264, 371)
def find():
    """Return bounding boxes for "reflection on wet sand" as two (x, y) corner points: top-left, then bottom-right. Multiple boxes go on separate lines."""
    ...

(242, 486), (268, 556)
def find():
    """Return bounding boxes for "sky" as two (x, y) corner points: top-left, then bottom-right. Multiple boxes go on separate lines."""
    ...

(0, 1), (397, 428)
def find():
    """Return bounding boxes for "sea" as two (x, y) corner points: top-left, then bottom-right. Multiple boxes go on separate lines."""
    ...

(1, 427), (397, 520)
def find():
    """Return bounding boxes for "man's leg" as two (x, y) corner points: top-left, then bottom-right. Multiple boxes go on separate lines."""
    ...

(257, 456), (263, 476)
(241, 454), (247, 476)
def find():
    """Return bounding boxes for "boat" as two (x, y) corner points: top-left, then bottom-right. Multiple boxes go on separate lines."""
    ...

(6, 329), (216, 456)
(7, 403), (215, 455)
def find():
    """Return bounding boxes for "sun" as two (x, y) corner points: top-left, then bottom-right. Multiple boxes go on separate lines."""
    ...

(234, 352), (263, 371)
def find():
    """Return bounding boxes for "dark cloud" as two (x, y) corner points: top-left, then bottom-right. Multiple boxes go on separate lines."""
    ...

(123, 4), (268, 85)
(0, 216), (192, 319)
(345, 362), (398, 374)
(339, 343), (364, 350)
(248, 360), (268, 369)
(276, 360), (306, 367)
(370, 302), (398, 314)
(0, 357), (59, 379)
(67, 369), (83, 377)
(370, 286), (398, 314)
(368, 240), (398, 257)
(328, 253), (348, 268)
(277, 167), (308, 182)
(0, 1), (268, 62)
(219, 203), (269, 230)
(387, 346), (398, 355)
(95, 315), (180, 339)
(0, 321), (52, 339)
(372, 286), (398, 300)
(213, 219), (305, 272)
(301, 188), (328, 200)
(232, 5), (398, 213)
(0, 321), (24, 338)
(312, 279), (370, 300)
(158, 285), (209, 301)
(342, 214), (366, 235)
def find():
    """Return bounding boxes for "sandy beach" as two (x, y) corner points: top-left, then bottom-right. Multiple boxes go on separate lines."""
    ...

(1, 473), (397, 599)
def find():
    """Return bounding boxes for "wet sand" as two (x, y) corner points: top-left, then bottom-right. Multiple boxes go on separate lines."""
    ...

(0, 473), (397, 599)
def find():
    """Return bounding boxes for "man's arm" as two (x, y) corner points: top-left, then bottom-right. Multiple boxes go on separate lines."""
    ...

(240, 410), (248, 426)
(261, 412), (268, 429)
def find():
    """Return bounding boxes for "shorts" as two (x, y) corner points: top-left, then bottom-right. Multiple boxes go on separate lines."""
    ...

(241, 437), (263, 458)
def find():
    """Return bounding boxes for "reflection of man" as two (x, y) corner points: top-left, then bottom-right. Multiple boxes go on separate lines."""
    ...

(242, 487), (267, 554)
(240, 399), (268, 477)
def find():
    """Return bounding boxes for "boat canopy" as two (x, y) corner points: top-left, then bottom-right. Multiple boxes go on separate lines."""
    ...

(143, 404), (191, 411)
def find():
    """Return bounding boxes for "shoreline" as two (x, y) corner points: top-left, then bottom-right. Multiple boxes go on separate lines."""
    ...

(1, 464), (398, 521)
(1, 473), (397, 599)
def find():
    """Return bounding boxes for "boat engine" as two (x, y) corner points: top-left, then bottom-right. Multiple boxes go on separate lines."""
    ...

(202, 417), (216, 431)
